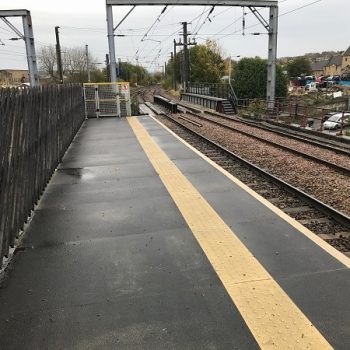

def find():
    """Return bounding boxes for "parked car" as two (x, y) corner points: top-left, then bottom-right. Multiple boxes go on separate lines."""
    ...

(323, 113), (350, 130)
(305, 82), (320, 92)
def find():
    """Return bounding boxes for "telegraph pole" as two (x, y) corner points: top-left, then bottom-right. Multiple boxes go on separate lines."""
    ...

(182, 22), (189, 92)
(173, 39), (177, 90)
(118, 58), (121, 79)
(171, 52), (175, 90)
(105, 54), (110, 81)
(173, 24), (196, 92)
(55, 26), (64, 84)
(85, 44), (90, 83)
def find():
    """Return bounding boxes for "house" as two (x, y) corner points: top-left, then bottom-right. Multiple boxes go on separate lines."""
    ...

(0, 69), (29, 87)
(342, 46), (350, 74)
(311, 59), (328, 77)
(309, 46), (350, 77)
(324, 55), (342, 76)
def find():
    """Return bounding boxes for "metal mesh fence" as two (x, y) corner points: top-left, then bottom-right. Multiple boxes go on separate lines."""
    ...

(83, 82), (131, 118)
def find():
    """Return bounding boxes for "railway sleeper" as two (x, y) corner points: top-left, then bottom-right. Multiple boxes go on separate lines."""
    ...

(283, 206), (313, 214)
(154, 112), (350, 257)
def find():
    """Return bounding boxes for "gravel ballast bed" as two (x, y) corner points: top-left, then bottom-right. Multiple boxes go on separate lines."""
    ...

(159, 114), (350, 217)
(204, 114), (350, 170)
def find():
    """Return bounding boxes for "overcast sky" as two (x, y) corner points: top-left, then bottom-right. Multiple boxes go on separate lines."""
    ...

(0, 0), (349, 72)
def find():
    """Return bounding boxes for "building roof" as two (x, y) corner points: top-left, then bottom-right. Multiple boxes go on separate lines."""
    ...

(311, 60), (328, 71)
(0, 69), (29, 73)
(343, 46), (350, 57)
(327, 55), (342, 66)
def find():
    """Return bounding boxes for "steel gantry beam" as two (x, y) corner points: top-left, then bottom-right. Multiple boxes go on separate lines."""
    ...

(0, 9), (39, 87)
(106, 0), (277, 6)
(105, 0), (278, 108)
(266, 6), (278, 110)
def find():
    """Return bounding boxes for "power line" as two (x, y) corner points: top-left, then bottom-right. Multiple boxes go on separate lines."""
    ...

(192, 6), (207, 34)
(140, 5), (169, 41)
(279, 0), (322, 18)
(193, 5), (216, 35)
(131, 6), (171, 61)
(216, 0), (323, 40)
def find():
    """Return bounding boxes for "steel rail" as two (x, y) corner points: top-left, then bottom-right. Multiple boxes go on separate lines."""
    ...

(182, 111), (350, 176)
(173, 97), (350, 155)
(202, 109), (350, 156)
(153, 109), (350, 230)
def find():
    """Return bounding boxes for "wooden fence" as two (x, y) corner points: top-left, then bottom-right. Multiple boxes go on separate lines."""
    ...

(0, 84), (84, 268)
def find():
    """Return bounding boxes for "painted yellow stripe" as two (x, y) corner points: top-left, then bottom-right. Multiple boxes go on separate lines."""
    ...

(128, 116), (333, 350)
(149, 113), (350, 269)
(83, 82), (129, 86)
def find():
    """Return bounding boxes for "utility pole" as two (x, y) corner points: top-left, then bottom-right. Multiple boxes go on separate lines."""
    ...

(173, 39), (177, 90)
(55, 26), (64, 84)
(171, 52), (175, 90)
(173, 23), (196, 92)
(85, 44), (90, 83)
(182, 22), (189, 92)
(105, 53), (110, 81)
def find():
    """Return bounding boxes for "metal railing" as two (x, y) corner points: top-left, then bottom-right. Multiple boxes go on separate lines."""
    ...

(187, 83), (231, 99)
(187, 82), (238, 112)
(0, 84), (84, 268)
(237, 96), (350, 134)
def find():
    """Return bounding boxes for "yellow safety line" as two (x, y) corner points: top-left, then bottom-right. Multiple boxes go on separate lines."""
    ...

(128, 116), (333, 350)
(149, 114), (350, 269)
(83, 82), (130, 86)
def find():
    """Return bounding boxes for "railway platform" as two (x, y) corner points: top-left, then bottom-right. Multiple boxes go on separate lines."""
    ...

(0, 115), (349, 349)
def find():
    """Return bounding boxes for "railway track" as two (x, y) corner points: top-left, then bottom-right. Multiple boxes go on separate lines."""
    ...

(178, 110), (350, 175)
(165, 111), (350, 217)
(176, 100), (350, 153)
(142, 100), (350, 257)
(202, 109), (350, 154)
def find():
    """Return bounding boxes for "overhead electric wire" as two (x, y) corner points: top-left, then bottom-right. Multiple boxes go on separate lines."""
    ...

(279, 0), (322, 18)
(148, 0), (317, 71)
(141, 6), (168, 41)
(216, 0), (323, 40)
(108, 0), (319, 71)
(193, 5), (216, 35)
(192, 6), (207, 34)
(132, 6), (170, 60)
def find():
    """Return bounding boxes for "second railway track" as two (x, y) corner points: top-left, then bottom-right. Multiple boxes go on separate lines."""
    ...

(165, 110), (350, 218)
(140, 96), (350, 257)
(181, 109), (350, 175)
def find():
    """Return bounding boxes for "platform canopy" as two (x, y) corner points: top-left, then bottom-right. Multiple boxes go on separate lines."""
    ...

(106, 0), (277, 6)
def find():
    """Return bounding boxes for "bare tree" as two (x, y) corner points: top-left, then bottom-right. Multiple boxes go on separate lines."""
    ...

(63, 47), (95, 82)
(37, 45), (98, 83)
(37, 45), (58, 82)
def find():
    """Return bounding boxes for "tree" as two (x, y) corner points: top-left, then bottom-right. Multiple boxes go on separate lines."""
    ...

(90, 69), (107, 83)
(63, 47), (97, 83)
(286, 57), (312, 78)
(118, 62), (151, 86)
(37, 45), (98, 83)
(163, 40), (225, 89)
(232, 57), (288, 99)
(37, 46), (58, 82)
(189, 41), (225, 83)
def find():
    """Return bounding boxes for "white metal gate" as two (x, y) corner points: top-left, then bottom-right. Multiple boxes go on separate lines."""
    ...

(83, 82), (131, 118)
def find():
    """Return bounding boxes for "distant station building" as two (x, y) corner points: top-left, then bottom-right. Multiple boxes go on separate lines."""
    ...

(0, 69), (29, 87)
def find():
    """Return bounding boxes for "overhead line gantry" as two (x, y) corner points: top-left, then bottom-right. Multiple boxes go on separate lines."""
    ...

(106, 0), (278, 108)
